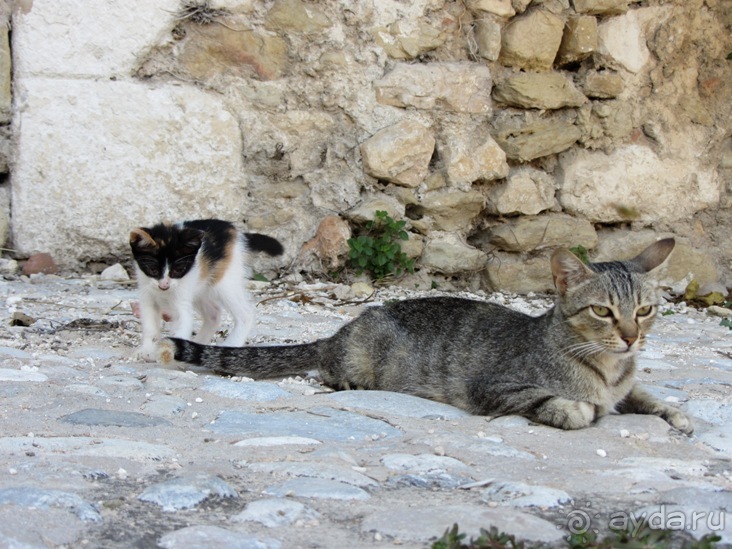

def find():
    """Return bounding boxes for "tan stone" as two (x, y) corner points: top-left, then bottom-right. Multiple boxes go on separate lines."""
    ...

(499, 10), (565, 71)
(375, 63), (493, 114)
(483, 252), (555, 293)
(441, 133), (509, 187)
(492, 72), (587, 110)
(347, 196), (405, 224)
(360, 119), (435, 188)
(179, 25), (288, 81)
(421, 233), (488, 274)
(473, 18), (502, 62)
(467, 0), (516, 17)
(489, 213), (597, 252)
(556, 15), (597, 66)
(495, 119), (581, 162)
(373, 21), (446, 60)
(298, 216), (351, 270)
(582, 70), (623, 98)
(571, 0), (629, 16)
(421, 190), (486, 231)
(265, 0), (331, 33)
(487, 167), (556, 216)
(0, 26), (10, 123)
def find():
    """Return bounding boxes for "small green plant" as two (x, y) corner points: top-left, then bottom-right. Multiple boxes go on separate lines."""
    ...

(570, 245), (590, 265)
(721, 318), (732, 329)
(433, 524), (526, 549)
(347, 210), (414, 280)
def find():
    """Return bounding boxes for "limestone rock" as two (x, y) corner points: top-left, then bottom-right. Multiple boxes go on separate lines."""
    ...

(556, 15), (597, 66)
(0, 26), (10, 123)
(571, 0), (629, 16)
(597, 9), (649, 73)
(582, 70), (624, 98)
(488, 213), (597, 252)
(499, 10), (565, 71)
(360, 119), (435, 187)
(375, 63), (493, 114)
(441, 133), (509, 187)
(492, 72), (587, 110)
(421, 233), (488, 274)
(179, 25), (288, 81)
(298, 216), (351, 270)
(593, 230), (719, 287)
(483, 253), (555, 293)
(558, 145), (719, 223)
(346, 196), (405, 224)
(474, 18), (502, 62)
(487, 167), (556, 216)
(420, 190), (486, 231)
(265, 0), (331, 33)
(495, 119), (581, 162)
(22, 253), (58, 276)
(11, 79), (248, 265)
(373, 21), (446, 60)
(467, 0), (516, 17)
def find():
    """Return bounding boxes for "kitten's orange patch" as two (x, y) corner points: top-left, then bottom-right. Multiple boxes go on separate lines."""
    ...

(208, 227), (237, 285)
(130, 228), (158, 249)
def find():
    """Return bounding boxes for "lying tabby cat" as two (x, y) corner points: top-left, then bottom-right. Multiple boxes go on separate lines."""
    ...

(160, 238), (692, 434)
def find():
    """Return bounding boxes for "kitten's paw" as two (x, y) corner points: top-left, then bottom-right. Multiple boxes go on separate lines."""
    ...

(665, 408), (694, 435)
(543, 398), (596, 430)
(158, 339), (176, 365)
(131, 345), (158, 363)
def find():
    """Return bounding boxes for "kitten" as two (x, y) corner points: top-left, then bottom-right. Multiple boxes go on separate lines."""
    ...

(129, 219), (283, 362)
(159, 238), (692, 434)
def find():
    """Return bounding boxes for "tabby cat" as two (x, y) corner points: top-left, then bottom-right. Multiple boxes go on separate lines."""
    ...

(159, 238), (692, 433)
(130, 219), (283, 361)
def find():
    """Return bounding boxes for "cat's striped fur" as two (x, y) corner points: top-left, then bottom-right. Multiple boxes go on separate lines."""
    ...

(160, 238), (692, 433)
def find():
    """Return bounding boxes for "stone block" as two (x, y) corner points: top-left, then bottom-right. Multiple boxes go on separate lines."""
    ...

(441, 133), (509, 187)
(582, 70), (624, 98)
(558, 145), (720, 223)
(421, 233), (488, 274)
(473, 18), (502, 62)
(556, 15), (597, 66)
(298, 216), (351, 271)
(11, 79), (247, 265)
(495, 119), (581, 162)
(483, 252), (555, 293)
(0, 26), (10, 123)
(12, 0), (179, 77)
(597, 9), (649, 73)
(373, 21), (446, 60)
(265, 0), (331, 33)
(492, 72), (587, 110)
(375, 63), (493, 114)
(486, 167), (556, 216)
(571, 0), (629, 15)
(420, 190), (486, 231)
(488, 213), (597, 252)
(499, 10), (565, 71)
(360, 119), (435, 187)
(467, 0), (516, 17)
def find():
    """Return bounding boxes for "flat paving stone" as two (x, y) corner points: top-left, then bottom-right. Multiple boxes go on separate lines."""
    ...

(60, 408), (171, 428)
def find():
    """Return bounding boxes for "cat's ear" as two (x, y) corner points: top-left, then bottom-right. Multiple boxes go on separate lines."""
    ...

(628, 238), (675, 273)
(130, 228), (156, 250)
(179, 228), (205, 251)
(551, 249), (594, 295)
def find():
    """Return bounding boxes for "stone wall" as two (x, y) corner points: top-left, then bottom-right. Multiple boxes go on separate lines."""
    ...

(4, 0), (732, 292)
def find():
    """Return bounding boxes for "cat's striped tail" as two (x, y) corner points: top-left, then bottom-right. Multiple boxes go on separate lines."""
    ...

(159, 337), (316, 378)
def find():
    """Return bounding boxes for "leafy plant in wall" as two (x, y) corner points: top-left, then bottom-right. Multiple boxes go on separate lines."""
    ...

(347, 210), (414, 281)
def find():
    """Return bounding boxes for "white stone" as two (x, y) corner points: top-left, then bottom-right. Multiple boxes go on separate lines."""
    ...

(441, 132), (509, 187)
(100, 263), (130, 281)
(487, 167), (555, 216)
(11, 79), (247, 265)
(12, 0), (179, 77)
(467, 0), (515, 17)
(558, 145), (719, 223)
(596, 9), (650, 73)
(421, 232), (488, 274)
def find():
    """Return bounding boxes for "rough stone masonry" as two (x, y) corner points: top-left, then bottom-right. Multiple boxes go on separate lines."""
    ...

(1, 0), (731, 293)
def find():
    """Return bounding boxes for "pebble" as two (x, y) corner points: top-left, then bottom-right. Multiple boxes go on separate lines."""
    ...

(0, 276), (730, 547)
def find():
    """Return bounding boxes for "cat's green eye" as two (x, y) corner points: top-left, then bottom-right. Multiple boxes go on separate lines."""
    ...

(591, 305), (612, 318)
(636, 305), (654, 317)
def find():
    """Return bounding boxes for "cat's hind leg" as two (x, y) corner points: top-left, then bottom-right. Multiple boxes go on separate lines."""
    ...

(214, 281), (255, 346)
(193, 299), (221, 344)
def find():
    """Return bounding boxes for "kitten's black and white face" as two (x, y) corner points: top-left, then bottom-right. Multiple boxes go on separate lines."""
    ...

(130, 224), (204, 291)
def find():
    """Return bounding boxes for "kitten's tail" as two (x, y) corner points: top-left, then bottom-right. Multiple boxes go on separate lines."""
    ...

(244, 233), (284, 257)
(159, 337), (316, 378)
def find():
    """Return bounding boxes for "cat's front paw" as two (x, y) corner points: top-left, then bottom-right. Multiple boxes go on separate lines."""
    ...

(540, 397), (596, 430)
(158, 339), (176, 365)
(131, 344), (158, 363)
(664, 408), (694, 435)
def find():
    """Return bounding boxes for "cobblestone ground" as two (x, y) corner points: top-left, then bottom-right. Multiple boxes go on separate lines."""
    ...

(0, 274), (730, 548)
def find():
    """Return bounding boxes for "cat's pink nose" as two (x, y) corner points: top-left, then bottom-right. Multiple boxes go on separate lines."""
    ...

(622, 335), (637, 347)
(158, 279), (170, 290)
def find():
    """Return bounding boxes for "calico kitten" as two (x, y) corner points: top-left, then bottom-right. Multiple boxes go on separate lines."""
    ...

(130, 219), (283, 361)
(160, 238), (692, 434)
